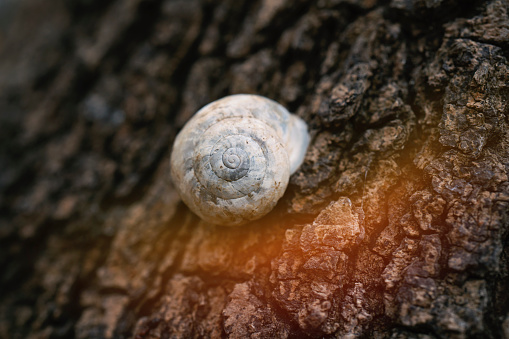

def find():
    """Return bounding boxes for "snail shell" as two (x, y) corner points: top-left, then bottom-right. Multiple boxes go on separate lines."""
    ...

(170, 94), (309, 226)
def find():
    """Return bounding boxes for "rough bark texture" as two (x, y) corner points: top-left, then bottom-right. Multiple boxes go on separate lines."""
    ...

(1, 0), (508, 338)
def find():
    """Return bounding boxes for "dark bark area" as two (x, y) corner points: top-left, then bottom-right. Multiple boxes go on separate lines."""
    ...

(0, 0), (508, 338)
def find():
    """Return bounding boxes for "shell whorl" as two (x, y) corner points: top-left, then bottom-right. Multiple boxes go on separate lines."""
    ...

(170, 94), (309, 226)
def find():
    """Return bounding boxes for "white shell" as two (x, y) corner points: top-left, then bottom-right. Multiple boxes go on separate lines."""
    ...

(170, 94), (309, 226)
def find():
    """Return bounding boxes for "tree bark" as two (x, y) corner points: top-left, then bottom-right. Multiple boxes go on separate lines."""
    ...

(1, 0), (508, 338)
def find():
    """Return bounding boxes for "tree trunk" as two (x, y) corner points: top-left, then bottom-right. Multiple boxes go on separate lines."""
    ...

(1, 0), (508, 338)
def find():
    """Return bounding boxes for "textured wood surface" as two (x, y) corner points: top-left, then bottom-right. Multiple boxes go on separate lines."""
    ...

(0, 0), (508, 338)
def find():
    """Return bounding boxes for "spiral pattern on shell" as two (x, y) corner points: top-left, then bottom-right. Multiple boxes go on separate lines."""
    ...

(170, 94), (309, 226)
